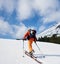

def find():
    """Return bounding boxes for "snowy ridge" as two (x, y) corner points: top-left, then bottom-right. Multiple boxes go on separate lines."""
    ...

(0, 39), (60, 64)
(38, 22), (60, 37)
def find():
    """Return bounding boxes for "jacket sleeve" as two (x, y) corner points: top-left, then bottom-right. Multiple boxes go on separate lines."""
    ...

(24, 31), (30, 39)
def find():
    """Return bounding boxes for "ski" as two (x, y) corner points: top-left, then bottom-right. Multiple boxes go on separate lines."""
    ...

(25, 51), (42, 64)
(34, 54), (45, 58)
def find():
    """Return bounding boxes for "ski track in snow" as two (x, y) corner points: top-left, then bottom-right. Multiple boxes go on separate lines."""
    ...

(0, 39), (60, 64)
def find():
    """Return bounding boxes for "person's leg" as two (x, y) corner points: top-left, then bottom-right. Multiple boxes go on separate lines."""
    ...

(28, 40), (34, 57)
(28, 40), (33, 53)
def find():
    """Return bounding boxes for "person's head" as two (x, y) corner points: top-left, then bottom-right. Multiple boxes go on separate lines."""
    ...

(28, 29), (31, 32)
(28, 29), (36, 34)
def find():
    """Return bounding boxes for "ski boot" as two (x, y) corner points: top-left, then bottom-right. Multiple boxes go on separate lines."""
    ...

(29, 51), (33, 58)
(29, 50), (35, 58)
(32, 50), (35, 53)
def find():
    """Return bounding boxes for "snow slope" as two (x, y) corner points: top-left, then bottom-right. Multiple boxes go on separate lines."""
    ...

(37, 22), (60, 37)
(0, 39), (60, 64)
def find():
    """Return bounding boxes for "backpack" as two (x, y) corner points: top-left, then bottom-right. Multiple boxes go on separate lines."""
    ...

(27, 30), (36, 40)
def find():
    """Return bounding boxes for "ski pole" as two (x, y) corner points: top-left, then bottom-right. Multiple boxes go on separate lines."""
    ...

(35, 43), (45, 58)
(22, 40), (24, 57)
(35, 43), (40, 51)
(35, 43), (43, 55)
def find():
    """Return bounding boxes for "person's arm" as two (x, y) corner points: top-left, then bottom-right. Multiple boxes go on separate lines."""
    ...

(23, 31), (30, 39)
(24, 32), (28, 39)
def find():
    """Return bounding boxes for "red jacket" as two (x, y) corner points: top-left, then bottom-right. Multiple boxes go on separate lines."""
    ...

(24, 30), (36, 41)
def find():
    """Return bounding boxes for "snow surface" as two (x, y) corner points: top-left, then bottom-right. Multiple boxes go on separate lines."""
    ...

(0, 39), (60, 64)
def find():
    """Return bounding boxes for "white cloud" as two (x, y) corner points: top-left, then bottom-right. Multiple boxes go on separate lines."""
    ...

(0, 17), (13, 35)
(16, 0), (60, 23)
(0, 0), (59, 23)
(0, 17), (28, 38)
(31, 0), (60, 24)
(0, 0), (16, 13)
(43, 10), (60, 24)
(39, 25), (46, 32)
(32, 0), (59, 15)
(12, 23), (27, 39)
(17, 0), (34, 20)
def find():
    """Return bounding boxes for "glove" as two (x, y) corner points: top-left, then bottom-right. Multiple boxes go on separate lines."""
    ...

(34, 38), (37, 43)
(23, 38), (26, 40)
(34, 40), (36, 43)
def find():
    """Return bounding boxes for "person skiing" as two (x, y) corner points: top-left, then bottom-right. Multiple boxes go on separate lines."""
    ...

(23, 29), (37, 56)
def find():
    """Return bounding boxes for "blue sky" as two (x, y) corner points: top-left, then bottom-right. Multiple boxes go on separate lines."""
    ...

(0, 0), (60, 39)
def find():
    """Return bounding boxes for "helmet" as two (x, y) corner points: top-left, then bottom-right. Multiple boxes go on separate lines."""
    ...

(28, 29), (31, 31)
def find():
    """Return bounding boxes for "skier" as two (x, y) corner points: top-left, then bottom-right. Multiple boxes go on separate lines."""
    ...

(23, 29), (37, 56)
